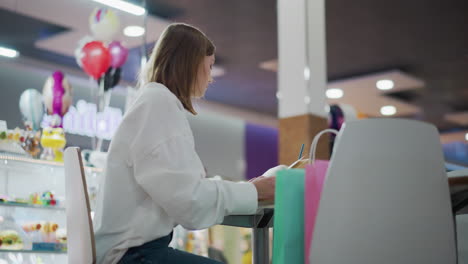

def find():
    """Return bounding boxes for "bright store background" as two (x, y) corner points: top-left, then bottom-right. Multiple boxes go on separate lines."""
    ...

(0, 0), (467, 263)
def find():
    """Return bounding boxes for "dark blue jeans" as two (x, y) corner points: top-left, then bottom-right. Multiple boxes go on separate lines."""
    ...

(118, 232), (223, 264)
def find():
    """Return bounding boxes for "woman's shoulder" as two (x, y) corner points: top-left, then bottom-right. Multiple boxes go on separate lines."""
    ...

(132, 83), (190, 125)
(141, 83), (179, 102)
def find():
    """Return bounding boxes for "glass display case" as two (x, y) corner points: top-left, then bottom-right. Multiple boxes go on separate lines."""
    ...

(0, 153), (102, 264)
(0, 152), (248, 263)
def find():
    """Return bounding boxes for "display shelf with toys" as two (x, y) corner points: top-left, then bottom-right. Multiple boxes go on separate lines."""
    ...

(0, 152), (103, 263)
(0, 249), (66, 254)
(0, 202), (65, 211)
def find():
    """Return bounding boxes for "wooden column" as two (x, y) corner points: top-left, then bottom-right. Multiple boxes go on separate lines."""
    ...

(279, 114), (329, 166)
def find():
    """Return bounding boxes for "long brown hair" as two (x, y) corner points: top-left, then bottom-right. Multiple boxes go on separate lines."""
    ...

(139, 23), (215, 114)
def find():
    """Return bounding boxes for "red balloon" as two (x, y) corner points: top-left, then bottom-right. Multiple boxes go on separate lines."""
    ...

(80, 41), (110, 79)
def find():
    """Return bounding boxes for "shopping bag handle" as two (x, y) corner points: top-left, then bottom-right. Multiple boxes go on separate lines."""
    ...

(308, 129), (339, 165)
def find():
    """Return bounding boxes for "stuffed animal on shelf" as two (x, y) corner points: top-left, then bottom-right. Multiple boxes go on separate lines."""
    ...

(40, 127), (66, 162)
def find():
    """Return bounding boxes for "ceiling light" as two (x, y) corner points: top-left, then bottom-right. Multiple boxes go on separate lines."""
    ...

(92, 0), (146, 16)
(326, 88), (344, 99)
(380, 105), (397, 116)
(124, 26), (145, 37)
(465, 133), (468, 141)
(376, 79), (394, 90)
(211, 66), (225, 77)
(0, 46), (19, 58)
(304, 67), (310, 81)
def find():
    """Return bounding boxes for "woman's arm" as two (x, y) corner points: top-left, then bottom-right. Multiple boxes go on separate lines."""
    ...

(133, 134), (258, 230)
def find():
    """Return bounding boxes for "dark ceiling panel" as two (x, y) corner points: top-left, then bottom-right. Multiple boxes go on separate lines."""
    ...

(1, 0), (467, 130)
(127, 0), (184, 19)
(0, 8), (76, 66)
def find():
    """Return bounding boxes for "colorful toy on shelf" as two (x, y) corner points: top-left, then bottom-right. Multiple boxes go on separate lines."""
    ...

(40, 191), (57, 206)
(42, 71), (73, 128)
(29, 193), (42, 205)
(28, 191), (58, 206)
(0, 127), (29, 155)
(40, 127), (66, 162)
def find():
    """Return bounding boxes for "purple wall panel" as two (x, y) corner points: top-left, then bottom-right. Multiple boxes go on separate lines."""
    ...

(245, 123), (279, 180)
(443, 142), (468, 166)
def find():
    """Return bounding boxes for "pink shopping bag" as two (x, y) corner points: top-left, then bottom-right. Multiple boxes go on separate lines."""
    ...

(304, 129), (338, 264)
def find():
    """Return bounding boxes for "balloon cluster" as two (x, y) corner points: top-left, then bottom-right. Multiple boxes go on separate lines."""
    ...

(19, 71), (72, 129)
(17, 71), (72, 160)
(75, 8), (128, 91)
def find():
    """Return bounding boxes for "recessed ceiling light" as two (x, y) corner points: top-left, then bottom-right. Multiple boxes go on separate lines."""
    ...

(0, 46), (19, 58)
(465, 133), (468, 141)
(124, 26), (145, 37)
(91, 0), (146, 16)
(380, 105), (397, 116)
(211, 66), (225, 77)
(326, 88), (344, 99)
(376, 79), (394, 90)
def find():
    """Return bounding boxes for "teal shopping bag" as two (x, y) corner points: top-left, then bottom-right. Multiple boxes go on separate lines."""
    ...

(272, 168), (305, 264)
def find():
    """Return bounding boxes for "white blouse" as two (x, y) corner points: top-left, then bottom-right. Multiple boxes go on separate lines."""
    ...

(93, 82), (258, 264)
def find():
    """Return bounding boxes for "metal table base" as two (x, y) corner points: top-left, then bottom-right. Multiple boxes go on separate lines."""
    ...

(221, 207), (274, 264)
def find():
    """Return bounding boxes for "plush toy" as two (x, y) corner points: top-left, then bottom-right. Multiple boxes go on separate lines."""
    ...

(40, 127), (66, 162)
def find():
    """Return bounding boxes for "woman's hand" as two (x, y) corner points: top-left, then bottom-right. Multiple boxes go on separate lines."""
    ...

(250, 176), (276, 201)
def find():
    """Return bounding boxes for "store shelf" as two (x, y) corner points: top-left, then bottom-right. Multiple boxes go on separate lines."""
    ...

(0, 249), (66, 254)
(0, 152), (103, 173)
(0, 202), (65, 211)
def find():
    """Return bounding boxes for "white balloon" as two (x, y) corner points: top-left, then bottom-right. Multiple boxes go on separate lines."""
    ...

(339, 103), (358, 122)
(75, 35), (94, 68)
(89, 8), (120, 42)
(19, 89), (44, 130)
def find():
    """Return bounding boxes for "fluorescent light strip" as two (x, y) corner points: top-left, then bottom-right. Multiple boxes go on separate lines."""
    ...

(0, 47), (19, 58)
(92, 0), (146, 16)
(124, 25), (145, 37)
